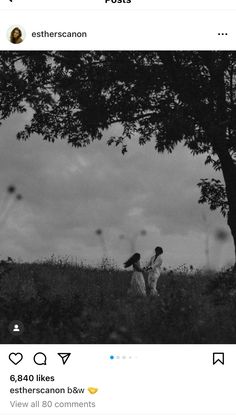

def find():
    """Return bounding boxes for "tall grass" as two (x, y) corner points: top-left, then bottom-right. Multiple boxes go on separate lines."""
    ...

(0, 257), (236, 343)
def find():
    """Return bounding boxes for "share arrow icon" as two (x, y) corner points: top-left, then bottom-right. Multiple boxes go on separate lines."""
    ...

(58, 353), (71, 365)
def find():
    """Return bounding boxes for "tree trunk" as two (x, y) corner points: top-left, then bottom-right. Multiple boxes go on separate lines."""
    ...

(211, 59), (236, 272)
(217, 149), (236, 272)
(220, 156), (236, 273)
(228, 210), (236, 273)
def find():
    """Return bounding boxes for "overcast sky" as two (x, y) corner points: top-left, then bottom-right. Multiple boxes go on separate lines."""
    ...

(0, 112), (234, 269)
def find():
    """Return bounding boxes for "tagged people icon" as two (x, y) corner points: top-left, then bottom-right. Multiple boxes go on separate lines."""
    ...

(8, 320), (24, 336)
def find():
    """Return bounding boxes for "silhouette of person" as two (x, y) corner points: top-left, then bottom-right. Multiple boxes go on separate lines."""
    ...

(124, 253), (146, 296)
(146, 246), (163, 296)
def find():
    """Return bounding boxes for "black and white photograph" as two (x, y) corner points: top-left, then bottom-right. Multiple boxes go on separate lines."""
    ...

(0, 51), (236, 343)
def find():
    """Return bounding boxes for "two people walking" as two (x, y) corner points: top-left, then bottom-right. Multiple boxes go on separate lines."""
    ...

(124, 246), (163, 297)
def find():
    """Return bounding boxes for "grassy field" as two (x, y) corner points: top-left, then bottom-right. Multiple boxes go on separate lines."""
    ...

(0, 257), (236, 344)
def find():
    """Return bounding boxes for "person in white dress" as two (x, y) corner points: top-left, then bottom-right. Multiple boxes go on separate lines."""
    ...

(146, 247), (163, 296)
(124, 253), (146, 297)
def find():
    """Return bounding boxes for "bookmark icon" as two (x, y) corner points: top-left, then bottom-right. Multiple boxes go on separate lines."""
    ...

(213, 352), (224, 365)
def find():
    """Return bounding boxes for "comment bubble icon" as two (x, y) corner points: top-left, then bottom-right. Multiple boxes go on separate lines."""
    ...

(33, 352), (47, 366)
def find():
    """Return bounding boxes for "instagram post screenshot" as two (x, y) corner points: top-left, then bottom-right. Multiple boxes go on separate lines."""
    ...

(0, 0), (236, 418)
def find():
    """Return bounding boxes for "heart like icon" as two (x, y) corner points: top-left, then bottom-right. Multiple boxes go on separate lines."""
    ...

(9, 352), (23, 365)
(87, 387), (98, 395)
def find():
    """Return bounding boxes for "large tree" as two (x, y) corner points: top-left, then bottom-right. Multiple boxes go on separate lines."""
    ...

(0, 51), (236, 269)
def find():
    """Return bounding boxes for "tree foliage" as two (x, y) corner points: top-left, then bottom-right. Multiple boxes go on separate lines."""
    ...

(197, 178), (228, 216)
(1, 51), (236, 218)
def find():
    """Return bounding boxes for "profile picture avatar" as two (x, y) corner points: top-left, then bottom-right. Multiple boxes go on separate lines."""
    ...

(8, 26), (24, 44)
